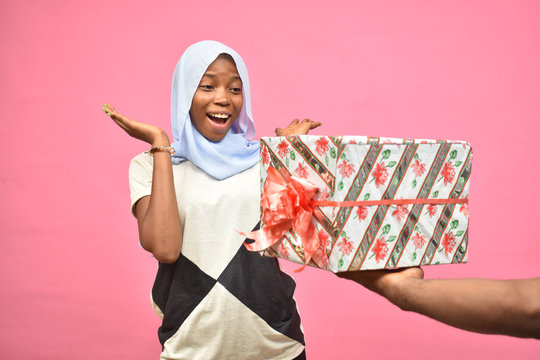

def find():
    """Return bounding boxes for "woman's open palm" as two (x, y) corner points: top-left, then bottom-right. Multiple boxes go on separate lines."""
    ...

(103, 104), (169, 145)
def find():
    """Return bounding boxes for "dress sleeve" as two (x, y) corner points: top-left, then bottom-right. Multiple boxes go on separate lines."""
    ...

(128, 152), (154, 217)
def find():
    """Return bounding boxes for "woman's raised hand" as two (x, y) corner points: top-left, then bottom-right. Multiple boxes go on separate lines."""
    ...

(275, 118), (322, 136)
(103, 104), (170, 146)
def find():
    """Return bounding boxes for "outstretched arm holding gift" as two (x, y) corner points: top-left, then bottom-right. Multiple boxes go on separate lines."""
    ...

(338, 268), (540, 339)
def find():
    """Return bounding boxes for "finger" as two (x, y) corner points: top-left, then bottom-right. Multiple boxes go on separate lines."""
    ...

(336, 271), (355, 279)
(108, 111), (126, 123)
(103, 106), (117, 118)
(110, 112), (132, 127)
(108, 111), (130, 131)
(290, 119), (299, 125)
(113, 118), (131, 133)
(103, 104), (119, 116)
(298, 122), (321, 133)
(102, 104), (111, 116)
(414, 266), (425, 279)
(301, 118), (311, 123)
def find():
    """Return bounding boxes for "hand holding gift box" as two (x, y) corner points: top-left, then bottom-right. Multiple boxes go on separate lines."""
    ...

(243, 135), (472, 272)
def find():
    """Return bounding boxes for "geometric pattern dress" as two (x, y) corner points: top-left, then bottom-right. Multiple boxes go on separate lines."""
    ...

(129, 154), (305, 360)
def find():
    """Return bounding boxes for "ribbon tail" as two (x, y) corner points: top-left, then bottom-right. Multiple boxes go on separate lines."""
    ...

(239, 221), (292, 252)
(293, 247), (328, 273)
(293, 209), (320, 268)
(311, 248), (329, 269)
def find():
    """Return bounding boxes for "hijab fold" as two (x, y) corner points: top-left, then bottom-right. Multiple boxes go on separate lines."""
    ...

(170, 40), (260, 180)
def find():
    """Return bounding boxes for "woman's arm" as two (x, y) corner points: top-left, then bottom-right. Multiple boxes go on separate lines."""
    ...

(338, 268), (540, 339)
(104, 104), (182, 263)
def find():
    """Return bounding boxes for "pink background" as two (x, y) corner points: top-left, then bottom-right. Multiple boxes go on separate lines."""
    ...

(2, 0), (539, 358)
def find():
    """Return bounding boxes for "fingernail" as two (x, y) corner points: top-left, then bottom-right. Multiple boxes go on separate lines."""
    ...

(102, 107), (106, 112)
(107, 112), (111, 116)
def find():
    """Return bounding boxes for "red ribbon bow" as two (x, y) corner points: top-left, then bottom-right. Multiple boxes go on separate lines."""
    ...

(240, 167), (328, 270)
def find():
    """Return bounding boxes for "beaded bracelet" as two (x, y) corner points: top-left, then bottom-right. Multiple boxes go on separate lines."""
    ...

(145, 146), (176, 155)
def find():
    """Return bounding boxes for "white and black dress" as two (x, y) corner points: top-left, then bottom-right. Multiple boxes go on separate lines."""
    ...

(129, 153), (305, 360)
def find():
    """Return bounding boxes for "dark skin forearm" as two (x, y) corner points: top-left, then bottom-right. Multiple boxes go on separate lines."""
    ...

(104, 104), (182, 263)
(395, 277), (540, 338)
(339, 269), (540, 339)
(135, 134), (182, 263)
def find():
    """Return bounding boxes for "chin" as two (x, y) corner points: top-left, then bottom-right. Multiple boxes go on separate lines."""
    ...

(206, 133), (227, 142)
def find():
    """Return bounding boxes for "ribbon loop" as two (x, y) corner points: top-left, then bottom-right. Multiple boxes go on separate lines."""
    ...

(240, 167), (325, 269)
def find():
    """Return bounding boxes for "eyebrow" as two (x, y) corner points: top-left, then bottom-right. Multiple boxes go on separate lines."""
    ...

(202, 73), (242, 81)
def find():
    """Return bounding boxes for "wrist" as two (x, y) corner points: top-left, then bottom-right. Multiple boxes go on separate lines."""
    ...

(151, 132), (170, 147)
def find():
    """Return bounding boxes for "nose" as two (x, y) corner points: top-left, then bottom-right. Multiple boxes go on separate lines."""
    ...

(213, 88), (230, 106)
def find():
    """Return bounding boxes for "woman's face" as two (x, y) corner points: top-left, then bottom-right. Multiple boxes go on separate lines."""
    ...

(189, 56), (243, 142)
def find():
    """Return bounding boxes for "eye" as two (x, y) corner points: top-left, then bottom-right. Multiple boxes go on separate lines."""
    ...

(230, 87), (242, 94)
(200, 84), (214, 91)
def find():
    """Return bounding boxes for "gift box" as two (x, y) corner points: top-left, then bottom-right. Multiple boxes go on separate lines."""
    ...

(244, 135), (472, 272)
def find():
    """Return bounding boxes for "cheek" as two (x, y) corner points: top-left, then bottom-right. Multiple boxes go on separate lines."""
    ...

(235, 97), (244, 112)
(190, 92), (208, 113)
(189, 99), (206, 125)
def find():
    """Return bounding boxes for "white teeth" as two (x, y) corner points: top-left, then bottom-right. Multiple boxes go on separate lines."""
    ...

(209, 113), (229, 119)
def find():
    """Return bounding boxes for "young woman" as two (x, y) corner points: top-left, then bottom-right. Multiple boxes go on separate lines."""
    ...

(104, 40), (320, 359)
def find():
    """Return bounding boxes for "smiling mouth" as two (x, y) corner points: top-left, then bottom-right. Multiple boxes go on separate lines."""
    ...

(207, 113), (231, 125)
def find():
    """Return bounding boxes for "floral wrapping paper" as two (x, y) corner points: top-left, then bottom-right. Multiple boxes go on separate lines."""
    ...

(258, 135), (472, 272)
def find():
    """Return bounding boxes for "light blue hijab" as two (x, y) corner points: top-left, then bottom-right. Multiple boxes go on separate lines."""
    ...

(170, 40), (260, 180)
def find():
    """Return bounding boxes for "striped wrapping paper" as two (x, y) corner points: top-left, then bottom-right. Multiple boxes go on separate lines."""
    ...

(259, 135), (472, 272)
